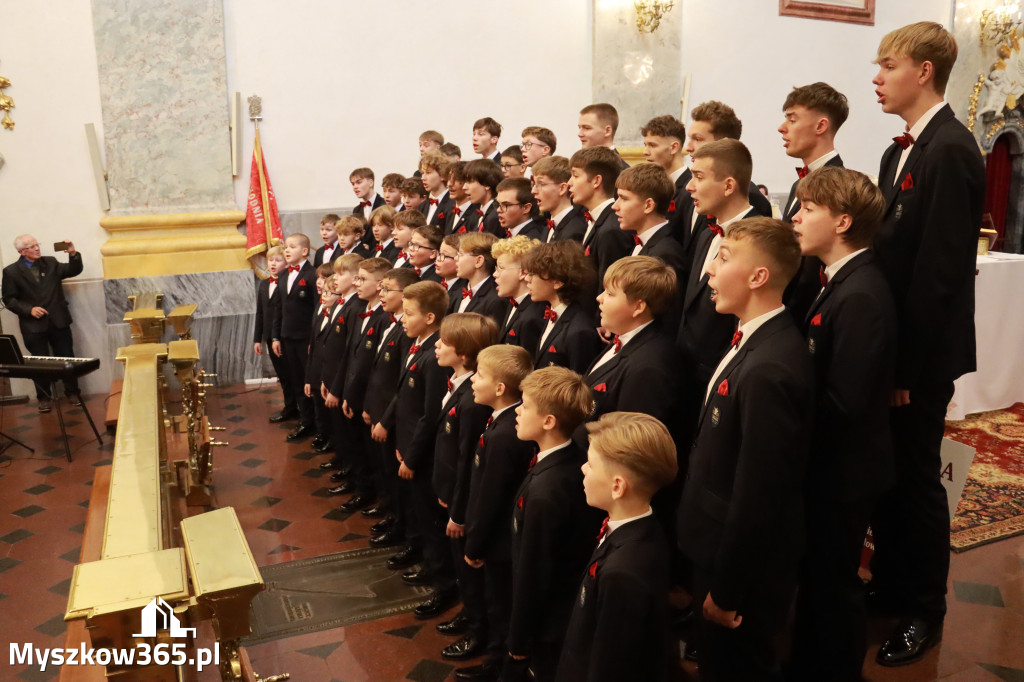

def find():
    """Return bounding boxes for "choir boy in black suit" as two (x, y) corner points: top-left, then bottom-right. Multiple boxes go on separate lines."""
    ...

(472, 117), (503, 163)
(677, 217), (814, 681)
(531, 156), (585, 244)
(520, 126), (556, 176)
(337, 215), (373, 259)
(868, 21), (986, 666)
(614, 163), (688, 286)
(577, 103), (630, 170)
(678, 139), (759, 443)
(319, 254), (364, 464)
(361, 268), (419, 546)
(496, 178), (544, 240)
(392, 209), (425, 270)
(313, 213), (342, 267)
(567, 148), (634, 282)
(500, 146), (526, 179)
(270, 233), (318, 441)
(382, 173), (407, 211)
(306, 264), (339, 451)
(369, 206), (400, 263)
(451, 233), (505, 325)
(350, 167), (386, 222)
(455, 345), (535, 682)
(641, 115), (694, 264)
(492, 235), (545, 351)
(445, 161), (480, 235)
(557, 412), (678, 682)
(787, 167), (897, 681)
(463, 160), (504, 237)
(401, 177), (429, 215)
(409, 225), (443, 282)
(335, 257), (392, 512)
(523, 241), (601, 374)
(432, 314), (499, 661)
(255, 246), (295, 423)
(778, 82), (849, 324)
(420, 151), (454, 227)
(684, 101), (773, 217)
(506, 367), (601, 681)
(437, 234), (466, 307)
(381, 282), (454, 617)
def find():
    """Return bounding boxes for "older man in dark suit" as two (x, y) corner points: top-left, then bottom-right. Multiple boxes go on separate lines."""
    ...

(1, 235), (83, 411)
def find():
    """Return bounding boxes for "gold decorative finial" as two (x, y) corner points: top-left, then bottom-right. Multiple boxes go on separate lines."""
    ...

(0, 72), (14, 131)
(248, 94), (262, 122)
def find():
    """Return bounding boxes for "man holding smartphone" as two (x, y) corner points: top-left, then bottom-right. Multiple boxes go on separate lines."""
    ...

(1, 235), (83, 412)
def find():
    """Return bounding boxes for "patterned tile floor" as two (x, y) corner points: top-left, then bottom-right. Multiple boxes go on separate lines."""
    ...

(0, 382), (1022, 681)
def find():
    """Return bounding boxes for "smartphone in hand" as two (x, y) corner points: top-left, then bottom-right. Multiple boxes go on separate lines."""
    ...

(53, 241), (69, 252)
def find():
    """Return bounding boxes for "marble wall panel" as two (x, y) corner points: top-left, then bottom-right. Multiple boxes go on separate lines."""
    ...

(103, 270), (256, 324)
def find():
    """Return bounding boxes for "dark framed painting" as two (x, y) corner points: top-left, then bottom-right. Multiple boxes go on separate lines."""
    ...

(779, 0), (875, 26)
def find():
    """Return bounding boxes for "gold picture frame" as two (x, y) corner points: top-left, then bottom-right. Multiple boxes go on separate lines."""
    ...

(779, 0), (875, 26)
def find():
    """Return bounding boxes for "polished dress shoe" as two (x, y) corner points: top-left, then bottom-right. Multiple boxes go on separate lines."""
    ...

(441, 634), (485, 660)
(319, 460), (343, 471)
(683, 644), (698, 662)
(67, 393), (83, 407)
(339, 494), (376, 512)
(313, 441), (334, 454)
(285, 424), (315, 441)
(401, 569), (434, 586)
(370, 515), (396, 535)
(414, 590), (459, 619)
(329, 469), (348, 481)
(328, 481), (357, 495)
(268, 409), (299, 423)
(387, 546), (421, 570)
(876, 617), (942, 667)
(361, 503), (389, 518)
(311, 435), (326, 449)
(369, 529), (403, 548)
(38, 399), (52, 414)
(436, 612), (469, 636)
(453, 662), (499, 681)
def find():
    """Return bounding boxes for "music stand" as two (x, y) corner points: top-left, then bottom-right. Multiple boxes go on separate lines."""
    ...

(0, 336), (35, 455)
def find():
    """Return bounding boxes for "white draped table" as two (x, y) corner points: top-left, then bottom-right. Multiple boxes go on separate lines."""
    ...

(948, 252), (1024, 421)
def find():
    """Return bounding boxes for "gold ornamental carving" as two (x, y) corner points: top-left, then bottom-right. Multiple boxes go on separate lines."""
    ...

(0, 73), (14, 130)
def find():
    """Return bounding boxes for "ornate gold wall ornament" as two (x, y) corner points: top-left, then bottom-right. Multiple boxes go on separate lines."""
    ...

(969, 73), (985, 132)
(986, 118), (1007, 141)
(634, 0), (674, 33)
(980, 4), (1023, 47)
(0, 73), (14, 130)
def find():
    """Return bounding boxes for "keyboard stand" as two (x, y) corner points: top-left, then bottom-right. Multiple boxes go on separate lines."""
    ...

(0, 394), (34, 456)
(51, 382), (103, 462)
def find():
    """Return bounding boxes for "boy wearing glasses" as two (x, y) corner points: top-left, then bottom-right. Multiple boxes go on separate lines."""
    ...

(437, 234), (466, 308)
(409, 225), (443, 282)
(496, 178), (544, 240)
(531, 156), (586, 244)
(500, 146), (526, 179)
(521, 126), (556, 176)
(451, 233), (505, 326)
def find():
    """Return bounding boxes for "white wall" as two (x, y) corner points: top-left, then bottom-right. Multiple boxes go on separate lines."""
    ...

(680, 0), (953, 197)
(223, 0), (594, 212)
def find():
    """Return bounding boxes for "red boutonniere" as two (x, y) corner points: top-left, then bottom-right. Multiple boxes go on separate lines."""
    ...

(588, 561), (598, 578)
(448, 406), (457, 417)
(437, 212), (445, 220)
(410, 362), (418, 371)
(717, 379), (729, 396)
(298, 278), (306, 286)
(517, 496), (523, 509)
(593, 383), (607, 392)
(584, 246), (591, 256)
(367, 327), (374, 335)
(900, 173), (914, 191)
(508, 329), (516, 337)
(810, 313), (822, 326)
(668, 200), (677, 212)
(547, 345), (557, 354)
(387, 340), (395, 346)
(457, 226), (467, 234)
(478, 434), (485, 447)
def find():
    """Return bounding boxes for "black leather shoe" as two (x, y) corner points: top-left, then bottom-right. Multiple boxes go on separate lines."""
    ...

(414, 590), (459, 619)
(369, 529), (403, 548)
(329, 469), (349, 481)
(338, 464), (353, 477)
(339, 494), (376, 512)
(320, 460), (343, 471)
(436, 612), (469, 636)
(286, 424), (315, 441)
(313, 441), (334, 454)
(387, 546), (421, 570)
(441, 634), (485, 660)
(361, 503), (389, 518)
(311, 435), (326, 449)
(876, 617), (942, 667)
(67, 393), (83, 407)
(370, 515), (396, 534)
(269, 409), (299, 423)
(328, 481), (357, 495)
(453, 662), (499, 681)
(683, 644), (698, 662)
(402, 569), (433, 586)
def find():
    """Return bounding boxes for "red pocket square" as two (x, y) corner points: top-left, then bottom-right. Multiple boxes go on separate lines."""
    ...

(593, 383), (607, 392)
(588, 561), (598, 578)
(437, 212), (445, 220)
(810, 313), (822, 326)
(388, 340), (395, 346)
(410, 362), (418, 371)
(668, 200), (676, 212)
(508, 329), (516, 337)
(298, 278), (306, 286)
(547, 345), (557, 353)
(448, 406), (457, 417)
(517, 496), (523, 510)
(584, 246), (591, 256)
(457, 226), (467, 234)
(478, 435), (485, 447)
(367, 327), (374, 335)
(900, 173), (914, 191)
(717, 379), (729, 396)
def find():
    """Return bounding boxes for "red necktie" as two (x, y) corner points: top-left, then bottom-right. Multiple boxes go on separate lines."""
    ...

(546, 219), (555, 230)
(453, 207), (462, 216)
(268, 277), (277, 284)
(447, 377), (454, 393)
(409, 344), (420, 355)
(796, 166), (809, 179)
(819, 266), (828, 288)
(597, 517), (609, 541)
(731, 329), (743, 348)
(288, 265), (299, 273)
(528, 454), (538, 471)
(613, 335), (622, 353)
(893, 132), (914, 150)
(543, 306), (557, 322)
(708, 218), (723, 237)
(462, 287), (473, 299)
(633, 234), (642, 246)
(429, 198), (439, 205)
(361, 200), (371, 207)
(583, 210), (593, 222)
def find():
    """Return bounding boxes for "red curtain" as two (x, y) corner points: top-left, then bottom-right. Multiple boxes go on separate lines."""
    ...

(984, 135), (1012, 248)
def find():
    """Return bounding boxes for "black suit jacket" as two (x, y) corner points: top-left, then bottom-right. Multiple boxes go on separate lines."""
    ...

(874, 104), (985, 388)
(313, 243), (342, 268)
(449, 204), (482, 236)
(374, 240), (400, 265)
(362, 316), (412, 424)
(448, 277), (507, 327)
(476, 202), (504, 238)
(533, 303), (602, 374)
(416, 263), (443, 283)
(350, 193), (386, 219)
(508, 218), (545, 241)
(322, 295), (362, 393)
(2, 253), (83, 333)
(638, 223), (689, 293)
(665, 168), (694, 243)
(748, 181), (773, 217)
(782, 154), (844, 223)
(340, 303), (391, 414)
(677, 312), (814, 612)
(582, 206), (633, 284)
(305, 306), (334, 386)
(344, 240), (374, 260)
(382, 332), (448, 473)
(433, 376), (491, 519)
(501, 295), (545, 352)
(547, 206), (588, 243)
(508, 442), (602, 653)
(253, 277), (281, 344)
(804, 251), (897, 500)
(272, 262), (317, 341)
(557, 515), (672, 682)
(427, 191), (455, 228)
(465, 405), (536, 562)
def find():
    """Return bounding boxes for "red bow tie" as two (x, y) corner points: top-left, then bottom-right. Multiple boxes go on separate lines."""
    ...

(375, 244), (383, 253)
(731, 329), (743, 348)
(389, 313), (397, 323)
(415, 267), (422, 275)
(359, 310), (372, 319)
(486, 415), (493, 428)
(453, 207), (462, 216)
(546, 219), (556, 230)
(583, 210), (593, 222)
(398, 251), (407, 260)
(505, 229), (512, 238)
(633, 234), (642, 246)
(440, 278), (448, 288)
(797, 166), (809, 179)
(613, 335), (622, 353)
(360, 200), (371, 207)
(819, 266), (828, 288)
(288, 265), (300, 272)
(508, 297), (518, 307)
(462, 287), (473, 299)
(528, 454), (538, 471)
(409, 344), (420, 355)
(447, 377), (454, 393)
(476, 208), (484, 217)
(708, 218), (723, 237)
(322, 308), (330, 317)
(597, 517), (609, 541)
(269, 276), (277, 284)
(543, 306), (557, 322)
(893, 132), (915, 150)
(429, 198), (439, 205)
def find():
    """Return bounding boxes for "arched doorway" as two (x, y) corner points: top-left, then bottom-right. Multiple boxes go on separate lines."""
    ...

(983, 124), (1024, 253)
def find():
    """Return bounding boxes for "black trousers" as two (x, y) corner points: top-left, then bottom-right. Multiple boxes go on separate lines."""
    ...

(870, 380), (954, 621)
(326, 406), (351, 467)
(266, 343), (296, 413)
(310, 382), (330, 438)
(452, 535), (487, 637)
(22, 325), (78, 398)
(484, 558), (514, 664)
(279, 338), (313, 427)
(790, 494), (874, 682)
(410, 475), (456, 592)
